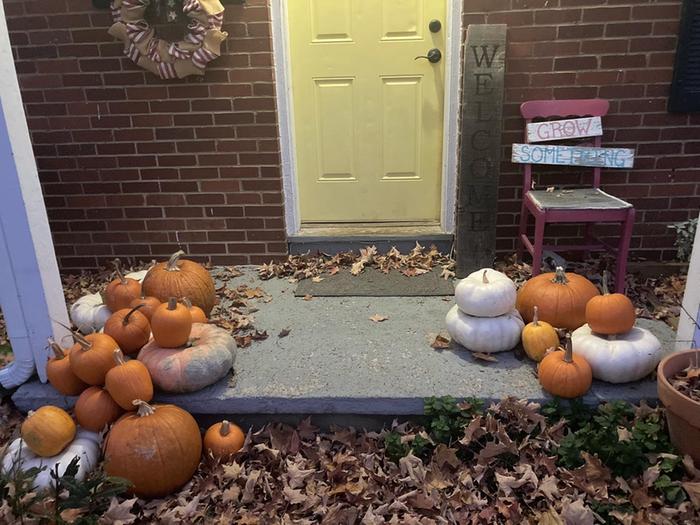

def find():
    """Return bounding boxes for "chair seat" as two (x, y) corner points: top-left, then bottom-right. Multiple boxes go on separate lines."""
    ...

(527, 187), (632, 210)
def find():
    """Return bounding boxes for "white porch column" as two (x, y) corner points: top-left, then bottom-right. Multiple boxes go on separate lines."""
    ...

(676, 211), (700, 351)
(0, 2), (70, 388)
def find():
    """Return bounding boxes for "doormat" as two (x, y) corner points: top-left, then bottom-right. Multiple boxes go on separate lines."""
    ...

(294, 268), (455, 297)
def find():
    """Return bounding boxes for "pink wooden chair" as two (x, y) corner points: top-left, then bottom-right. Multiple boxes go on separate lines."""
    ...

(515, 99), (635, 293)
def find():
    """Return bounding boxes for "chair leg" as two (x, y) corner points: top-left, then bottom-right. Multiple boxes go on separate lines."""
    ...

(516, 200), (528, 262)
(615, 207), (635, 293)
(583, 223), (594, 261)
(532, 214), (545, 276)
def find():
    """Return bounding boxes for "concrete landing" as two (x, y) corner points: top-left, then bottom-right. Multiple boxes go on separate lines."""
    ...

(12, 267), (676, 416)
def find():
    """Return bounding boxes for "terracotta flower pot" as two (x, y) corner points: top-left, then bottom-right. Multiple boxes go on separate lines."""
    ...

(657, 349), (700, 464)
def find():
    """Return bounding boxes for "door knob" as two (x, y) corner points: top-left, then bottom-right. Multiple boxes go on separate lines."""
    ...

(429, 19), (442, 33)
(415, 48), (442, 63)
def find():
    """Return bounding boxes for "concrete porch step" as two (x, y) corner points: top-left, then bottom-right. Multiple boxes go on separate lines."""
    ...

(12, 267), (675, 418)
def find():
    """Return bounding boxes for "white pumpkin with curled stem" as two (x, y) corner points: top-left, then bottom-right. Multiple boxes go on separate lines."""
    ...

(572, 324), (664, 383)
(454, 268), (517, 317)
(445, 305), (524, 353)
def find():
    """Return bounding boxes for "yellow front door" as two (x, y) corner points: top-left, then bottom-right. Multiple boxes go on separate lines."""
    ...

(287, 0), (446, 224)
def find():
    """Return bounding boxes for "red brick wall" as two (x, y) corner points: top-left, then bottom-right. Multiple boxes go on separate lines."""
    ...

(5, 0), (285, 271)
(464, 0), (698, 261)
(6, 0), (698, 271)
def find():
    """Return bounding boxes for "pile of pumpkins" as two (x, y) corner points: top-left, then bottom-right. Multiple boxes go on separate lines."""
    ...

(447, 266), (663, 399)
(3, 251), (245, 498)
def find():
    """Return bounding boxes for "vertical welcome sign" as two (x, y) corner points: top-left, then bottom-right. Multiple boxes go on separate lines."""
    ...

(455, 25), (506, 276)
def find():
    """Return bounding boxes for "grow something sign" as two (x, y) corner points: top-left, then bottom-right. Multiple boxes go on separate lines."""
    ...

(511, 143), (635, 169)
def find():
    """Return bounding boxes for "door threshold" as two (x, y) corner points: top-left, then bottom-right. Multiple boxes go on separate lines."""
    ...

(288, 225), (453, 255)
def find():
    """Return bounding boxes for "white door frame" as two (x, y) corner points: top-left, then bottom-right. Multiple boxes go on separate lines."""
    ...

(270, 0), (462, 235)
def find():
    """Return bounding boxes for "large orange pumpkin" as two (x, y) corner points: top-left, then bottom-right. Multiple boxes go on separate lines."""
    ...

(105, 349), (154, 411)
(68, 332), (120, 385)
(74, 386), (124, 432)
(104, 259), (142, 312)
(103, 400), (202, 498)
(585, 270), (636, 335)
(538, 334), (592, 399)
(104, 305), (151, 355)
(46, 338), (88, 396)
(516, 266), (599, 331)
(141, 250), (216, 315)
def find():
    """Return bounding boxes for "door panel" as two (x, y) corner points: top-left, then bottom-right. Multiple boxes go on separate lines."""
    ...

(288, 0), (446, 223)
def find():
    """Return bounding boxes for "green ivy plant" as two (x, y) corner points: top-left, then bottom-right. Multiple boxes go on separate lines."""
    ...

(668, 217), (698, 262)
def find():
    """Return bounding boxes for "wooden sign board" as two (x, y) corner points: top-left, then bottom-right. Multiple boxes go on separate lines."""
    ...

(526, 116), (602, 143)
(512, 143), (634, 169)
(455, 24), (507, 276)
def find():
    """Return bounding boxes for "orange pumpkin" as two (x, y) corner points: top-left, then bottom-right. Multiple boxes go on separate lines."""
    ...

(46, 338), (88, 396)
(104, 259), (142, 312)
(74, 386), (124, 432)
(141, 250), (216, 315)
(538, 333), (592, 399)
(182, 297), (208, 324)
(104, 305), (151, 355)
(104, 400), (202, 498)
(516, 266), (599, 331)
(21, 406), (76, 457)
(585, 270), (636, 335)
(203, 420), (245, 460)
(105, 349), (154, 411)
(68, 332), (119, 385)
(150, 297), (192, 348)
(129, 296), (161, 321)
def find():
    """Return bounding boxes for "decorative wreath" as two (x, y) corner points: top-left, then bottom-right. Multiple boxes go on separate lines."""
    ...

(108, 0), (228, 79)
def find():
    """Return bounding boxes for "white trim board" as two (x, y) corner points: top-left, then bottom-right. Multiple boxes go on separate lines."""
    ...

(271, 1), (462, 236)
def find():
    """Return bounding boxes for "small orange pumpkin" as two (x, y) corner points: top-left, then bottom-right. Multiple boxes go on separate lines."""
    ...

(105, 349), (154, 411)
(104, 304), (151, 355)
(538, 333), (592, 399)
(182, 297), (208, 324)
(203, 420), (245, 460)
(516, 266), (600, 330)
(151, 297), (192, 348)
(129, 296), (161, 321)
(521, 306), (560, 363)
(68, 332), (120, 385)
(21, 406), (77, 457)
(103, 400), (202, 498)
(141, 250), (216, 315)
(74, 386), (124, 432)
(585, 270), (636, 335)
(104, 259), (142, 312)
(46, 338), (88, 396)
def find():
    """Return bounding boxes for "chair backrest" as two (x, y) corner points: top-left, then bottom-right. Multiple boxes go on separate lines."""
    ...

(519, 99), (610, 193)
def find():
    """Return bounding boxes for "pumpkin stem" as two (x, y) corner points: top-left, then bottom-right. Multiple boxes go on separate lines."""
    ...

(551, 266), (569, 285)
(113, 258), (127, 285)
(47, 338), (66, 359)
(182, 297), (193, 309)
(220, 420), (231, 437)
(123, 304), (145, 325)
(482, 269), (489, 284)
(532, 306), (540, 326)
(113, 348), (127, 366)
(51, 318), (92, 350)
(166, 250), (186, 272)
(167, 297), (178, 310)
(601, 270), (610, 295)
(563, 333), (573, 364)
(133, 399), (156, 417)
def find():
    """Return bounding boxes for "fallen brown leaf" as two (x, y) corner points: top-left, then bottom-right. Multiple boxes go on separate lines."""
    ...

(430, 334), (451, 349)
(472, 352), (498, 362)
(369, 314), (389, 323)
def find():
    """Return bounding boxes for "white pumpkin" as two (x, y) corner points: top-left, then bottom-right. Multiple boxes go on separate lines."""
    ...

(445, 305), (524, 353)
(571, 324), (664, 383)
(125, 269), (148, 282)
(69, 293), (111, 334)
(455, 268), (517, 317)
(2, 429), (100, 490)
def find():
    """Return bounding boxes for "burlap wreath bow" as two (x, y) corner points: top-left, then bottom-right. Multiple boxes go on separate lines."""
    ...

(108, 0), (228, 79)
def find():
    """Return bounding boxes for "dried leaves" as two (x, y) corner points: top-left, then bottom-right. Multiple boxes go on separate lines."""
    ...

(258, 243), (455, 282)
(670, 360), (700, 402)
